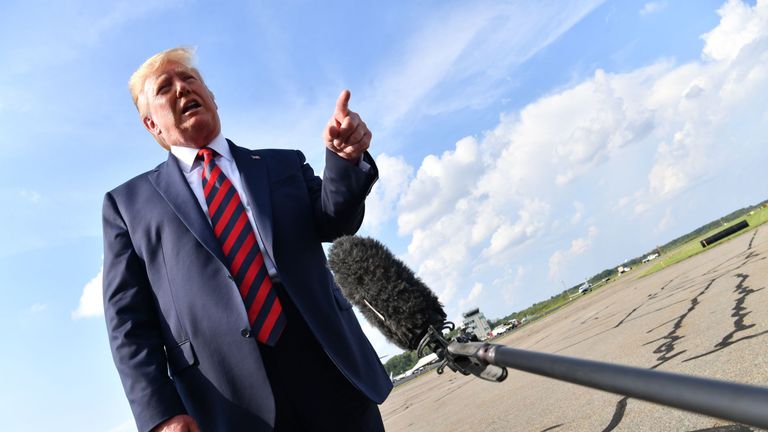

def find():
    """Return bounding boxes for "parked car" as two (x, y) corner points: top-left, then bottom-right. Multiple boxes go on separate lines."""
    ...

(578, 282), (592, 294)
(617, 265), (632, 274)
(642, 253), (660, 263)
(492, 325), (511, 336)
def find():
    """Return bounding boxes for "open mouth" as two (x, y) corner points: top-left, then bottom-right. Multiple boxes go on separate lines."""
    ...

(181, 100), (202, 114)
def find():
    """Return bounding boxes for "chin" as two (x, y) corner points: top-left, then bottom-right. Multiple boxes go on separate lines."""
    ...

(182, 121), (218, 145)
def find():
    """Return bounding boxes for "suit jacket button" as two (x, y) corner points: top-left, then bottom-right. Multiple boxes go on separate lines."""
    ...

(241, 328), (251, 338)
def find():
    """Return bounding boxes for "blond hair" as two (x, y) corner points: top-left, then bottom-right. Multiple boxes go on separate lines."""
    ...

(129, 46), (203, 116)
(129, 47), (211, 148)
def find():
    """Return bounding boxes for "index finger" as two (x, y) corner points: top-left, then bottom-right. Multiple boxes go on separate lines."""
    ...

(334, 89), (351, 120)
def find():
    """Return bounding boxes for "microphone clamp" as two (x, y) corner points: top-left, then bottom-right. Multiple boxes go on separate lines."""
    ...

(417, 322), (508, 383)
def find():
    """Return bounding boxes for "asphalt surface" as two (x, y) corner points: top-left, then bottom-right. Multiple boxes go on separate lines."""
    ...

(381, 227), (768, 431)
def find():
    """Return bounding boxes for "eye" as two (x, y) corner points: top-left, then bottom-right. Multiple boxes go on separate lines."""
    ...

(155, 79), (171, 95)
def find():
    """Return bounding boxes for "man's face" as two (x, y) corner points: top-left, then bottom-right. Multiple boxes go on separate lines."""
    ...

(142, 61), (220, 149)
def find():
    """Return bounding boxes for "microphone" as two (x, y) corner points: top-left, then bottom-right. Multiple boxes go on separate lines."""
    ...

(327, 235), (446, 351)
(327, 235), (507, 382)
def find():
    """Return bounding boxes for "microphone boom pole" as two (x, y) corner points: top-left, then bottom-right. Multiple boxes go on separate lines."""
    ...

(424, 326), (768, 429)
(327, 236), (768, 429)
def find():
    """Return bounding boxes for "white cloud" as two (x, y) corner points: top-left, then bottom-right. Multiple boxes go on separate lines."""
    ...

(459, 283), (484, 311)
(701, 0), (768, 62)
(548, 226), (598, 280)
(72, 265), (103, 319)
(398, 136), (483, 235)
(363, 154), (414, 233)
(393, 67), (663, 314)
(483, 199), (551, 256)
(406, 213), (475, 305)
(640, 2), (667, 16)
(28, 303), (48, 314)
(467, 283), (483, 301)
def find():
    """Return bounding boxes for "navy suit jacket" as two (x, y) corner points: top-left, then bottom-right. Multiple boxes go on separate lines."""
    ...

(102, 140), (392, 432)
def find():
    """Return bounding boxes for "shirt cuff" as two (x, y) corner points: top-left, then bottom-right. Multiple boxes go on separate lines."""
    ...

(358, 156), (371, 173)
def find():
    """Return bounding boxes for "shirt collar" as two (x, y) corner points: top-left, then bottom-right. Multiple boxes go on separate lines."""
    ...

(170, 133), (232, 173)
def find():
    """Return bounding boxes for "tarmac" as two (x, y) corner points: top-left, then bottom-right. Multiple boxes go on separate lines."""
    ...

(381, 227), (768, 431)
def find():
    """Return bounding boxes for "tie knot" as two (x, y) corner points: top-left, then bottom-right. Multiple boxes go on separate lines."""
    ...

(197, 147), (217, 161)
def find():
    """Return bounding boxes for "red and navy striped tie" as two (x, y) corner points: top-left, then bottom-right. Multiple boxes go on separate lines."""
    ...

(198, 148), (285, 345)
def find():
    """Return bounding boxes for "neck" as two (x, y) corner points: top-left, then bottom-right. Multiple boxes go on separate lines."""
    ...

(170, 127), (220, 149)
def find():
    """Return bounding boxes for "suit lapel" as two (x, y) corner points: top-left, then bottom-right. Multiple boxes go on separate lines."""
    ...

(228, 139), (275, 261)
(148, 153), (227, 266)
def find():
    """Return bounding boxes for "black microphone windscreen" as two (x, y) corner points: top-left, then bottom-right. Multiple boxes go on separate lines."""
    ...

(328, 236), (447, 351)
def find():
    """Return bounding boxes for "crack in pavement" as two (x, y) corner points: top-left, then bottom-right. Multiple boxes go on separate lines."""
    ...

(601, 229), (763, 431)
(747, 230), (757, 250)
(599, 231), (763, 429)
(684, 273), (768, 363)
(644, 278), (717, 368)
(613, 279), (675, 329)
(601, 278), (716, 431)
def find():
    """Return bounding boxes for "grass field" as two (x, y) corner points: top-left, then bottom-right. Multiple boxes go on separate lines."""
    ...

(639, 205), (768, 277)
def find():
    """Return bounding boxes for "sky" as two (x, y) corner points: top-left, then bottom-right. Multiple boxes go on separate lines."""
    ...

(1, 0), (767, 430)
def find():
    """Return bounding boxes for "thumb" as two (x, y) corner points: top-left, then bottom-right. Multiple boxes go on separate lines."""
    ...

(334, 89), (351, 121)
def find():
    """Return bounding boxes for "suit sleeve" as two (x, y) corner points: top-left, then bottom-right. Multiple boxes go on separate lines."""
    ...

(302, 149), (378, 242)
(102, 192), (186, 432)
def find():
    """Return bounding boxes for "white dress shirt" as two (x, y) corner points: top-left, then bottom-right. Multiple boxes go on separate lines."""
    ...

(171, 134), (257, 227)
(170, 134), (280, 279)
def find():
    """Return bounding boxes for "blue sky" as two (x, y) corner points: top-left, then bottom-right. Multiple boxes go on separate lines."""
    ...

(2, 0), (767, 430)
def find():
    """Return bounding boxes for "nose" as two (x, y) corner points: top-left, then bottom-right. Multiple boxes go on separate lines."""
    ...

(175, 79), (190, 97)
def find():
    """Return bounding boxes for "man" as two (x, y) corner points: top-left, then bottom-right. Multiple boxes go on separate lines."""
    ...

(103, 47), (392, 432)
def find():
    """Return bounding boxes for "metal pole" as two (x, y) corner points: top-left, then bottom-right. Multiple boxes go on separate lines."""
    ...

(448, 342), (768, 429)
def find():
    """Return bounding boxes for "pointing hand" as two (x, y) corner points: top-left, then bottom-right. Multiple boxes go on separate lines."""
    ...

(323, 89), (371, 162)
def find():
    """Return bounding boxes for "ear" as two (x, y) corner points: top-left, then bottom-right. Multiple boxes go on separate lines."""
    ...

(143, 115), (161, 136)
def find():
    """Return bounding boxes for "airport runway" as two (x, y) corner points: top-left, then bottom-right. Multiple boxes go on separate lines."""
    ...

(381, 227), (768, 431)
